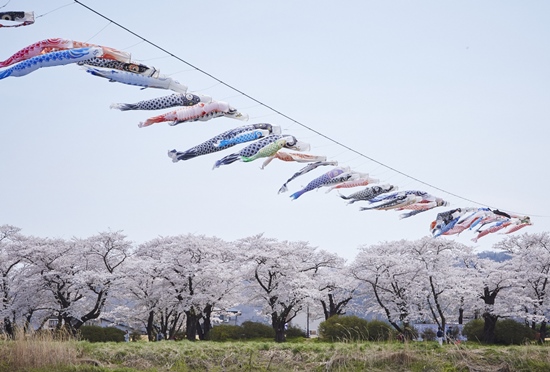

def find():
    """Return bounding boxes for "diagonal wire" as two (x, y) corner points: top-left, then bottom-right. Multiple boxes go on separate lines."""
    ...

(36, 2), (75, 18)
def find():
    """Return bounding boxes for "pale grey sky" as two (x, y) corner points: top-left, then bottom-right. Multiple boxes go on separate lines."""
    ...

(1, 0), (549, 261)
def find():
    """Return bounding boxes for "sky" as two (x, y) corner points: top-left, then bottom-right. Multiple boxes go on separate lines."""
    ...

(1, 0), (549, 262)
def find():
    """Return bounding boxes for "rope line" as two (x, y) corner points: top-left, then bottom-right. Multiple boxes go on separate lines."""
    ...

(36, 2), (74, 18)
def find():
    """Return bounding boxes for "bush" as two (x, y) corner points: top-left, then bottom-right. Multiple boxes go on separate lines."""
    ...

(79, 326), (103, 343)
(79, 325), (125, 343)
(318, 315), (369, 342)
(103, 327), (125, 342)
(462, 319), (535, 345)
(463, 319), (484, 342)
(421, 328), (436, 341)
(209, 325), (243, 341)
(241, 321), (275, 339)
(366, 320), (392, 341)
(495, 319), (535, 345)
(286, 324), (307, 338)
(210, 322), (277, 341)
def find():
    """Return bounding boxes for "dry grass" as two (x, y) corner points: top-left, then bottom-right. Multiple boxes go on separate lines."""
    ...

(0, 329), (79, 371)
(1, 335), (550, 371)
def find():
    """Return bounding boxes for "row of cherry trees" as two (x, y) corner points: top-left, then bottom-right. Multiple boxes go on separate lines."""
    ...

(1, 224), (549, 343)
(352, 234), (550, 342)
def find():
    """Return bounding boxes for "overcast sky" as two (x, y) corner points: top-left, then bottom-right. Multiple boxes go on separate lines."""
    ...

(1, 0), (548, 261)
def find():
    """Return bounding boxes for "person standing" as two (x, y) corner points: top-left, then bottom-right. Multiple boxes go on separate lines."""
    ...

(436, 327), (444, 346)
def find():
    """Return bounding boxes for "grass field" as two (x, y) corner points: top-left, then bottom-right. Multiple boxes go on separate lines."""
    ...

(2, 334), (550, 372)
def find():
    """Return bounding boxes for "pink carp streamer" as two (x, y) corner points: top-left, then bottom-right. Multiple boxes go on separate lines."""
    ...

(0, 38), (130, 68)
(325, 175), (380, 192)
(261, 152), (328, 169)
(139, 101), (248, 128)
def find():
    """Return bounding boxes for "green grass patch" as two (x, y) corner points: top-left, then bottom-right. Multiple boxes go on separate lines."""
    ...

(2, 337), (550, 371)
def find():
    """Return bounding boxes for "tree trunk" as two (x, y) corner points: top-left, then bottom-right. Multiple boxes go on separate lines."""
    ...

(482, 312), (498, 344)
(321, 299), (330, 320)
(540, 321), (547, 344)
(481, 286), (499, 344)
(62, 316), (82, 336)
(168, 312), (182, 340)
(23, 310), (34, 333)
(272, 313), (286, 343)
(200, 304), (213, 340)
(3, 317), (14, 339)
(458, 308), (463, 325)
(185, 308), (199, 341)
(146, 311), (155, 341)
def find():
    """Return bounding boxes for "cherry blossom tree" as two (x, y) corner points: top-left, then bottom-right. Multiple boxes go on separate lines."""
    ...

(315, 258), (361, 320)
(352, 240), (424, 339)
(73, 231), (131, 329)
(462, 254), (519, 343)
(11, 268), (54, 333)
(136, 234), (243, 341)
(23, 231), (131, 334)
(237, 234), (340, 342)
(116, 236), (186, 340)
(113, 245), (166, 341)
(172, 234), (242, 341)
(407, 237), (474, 333)
(0, 225), (28, 337)
(494, 232), (550, 341)
(353, 237), (518, 342)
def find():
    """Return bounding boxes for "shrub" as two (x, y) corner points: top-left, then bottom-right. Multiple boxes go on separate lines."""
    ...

(318, 315), (369, 342)
(495, 319), (535, 345)
(241, 321), (275, 339)
(421, 328), (436, 341)
(462, 318), (535, 345)
(463, 319), (484, 343)
(366, 320), (392, 341)
(79, 325), (104, 343)
(103, 327), (125, 342)
(210, 322), (278, 341)
(209, 324), (243, 341)
(79, 325), (125, 343)
(286, 324), (307, 338)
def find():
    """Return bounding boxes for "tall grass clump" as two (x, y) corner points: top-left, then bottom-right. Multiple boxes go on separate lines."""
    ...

(318, 315), (370, 341)
(0, 328), (79, 371)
